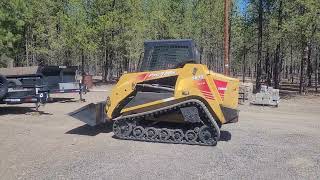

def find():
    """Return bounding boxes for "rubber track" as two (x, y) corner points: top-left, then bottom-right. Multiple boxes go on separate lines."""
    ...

(113, 99), (221, 146)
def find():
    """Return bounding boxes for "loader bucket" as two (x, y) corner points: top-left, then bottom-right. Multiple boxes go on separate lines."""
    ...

(69, 102), (108, 126)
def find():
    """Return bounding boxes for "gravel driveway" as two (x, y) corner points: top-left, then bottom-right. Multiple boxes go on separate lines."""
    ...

(1, 87), (319, 180)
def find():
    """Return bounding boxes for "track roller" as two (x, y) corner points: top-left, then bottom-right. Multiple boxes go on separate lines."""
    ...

(112, 99), (220, 146)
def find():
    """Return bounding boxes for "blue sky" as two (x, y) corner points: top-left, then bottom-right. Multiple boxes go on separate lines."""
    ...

(237, 0), (249, 13)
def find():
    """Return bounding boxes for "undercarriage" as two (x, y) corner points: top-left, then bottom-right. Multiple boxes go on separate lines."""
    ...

(112, 99), (220, 146)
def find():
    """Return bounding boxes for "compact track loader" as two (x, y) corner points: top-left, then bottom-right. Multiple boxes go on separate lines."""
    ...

(71, 39), (239, 146)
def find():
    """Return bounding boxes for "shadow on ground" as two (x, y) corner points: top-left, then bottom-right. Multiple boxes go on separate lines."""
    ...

(66, 123), (113, 136)
(0, 106), (52, 115)
(220, 130), (232, 141)
(48, 98), (78, 103)
(280, 91), (298, 99)
(93, 80), (116, 86)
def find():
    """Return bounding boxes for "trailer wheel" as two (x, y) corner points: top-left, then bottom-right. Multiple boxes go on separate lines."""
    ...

(0, 75), (8, 99)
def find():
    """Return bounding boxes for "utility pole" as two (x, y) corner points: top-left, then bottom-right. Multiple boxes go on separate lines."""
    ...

(223, 0), (231, 76)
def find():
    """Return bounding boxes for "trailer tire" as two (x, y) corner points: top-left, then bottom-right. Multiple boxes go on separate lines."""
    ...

(0, 75), (8, 99)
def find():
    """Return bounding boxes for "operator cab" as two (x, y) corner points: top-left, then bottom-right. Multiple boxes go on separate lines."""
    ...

(139, 39), (200, 72)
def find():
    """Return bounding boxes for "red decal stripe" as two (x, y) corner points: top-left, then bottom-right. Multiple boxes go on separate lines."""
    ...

(204, 93), (213, 96)
(201, 91), (214, 96)
(195, 79), (215, 100)
(137, 73), (148, 81)
(204, 96), (214, 100)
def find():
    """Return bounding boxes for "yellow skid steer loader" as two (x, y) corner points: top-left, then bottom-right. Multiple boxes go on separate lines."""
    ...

(71, 39), (239, 146)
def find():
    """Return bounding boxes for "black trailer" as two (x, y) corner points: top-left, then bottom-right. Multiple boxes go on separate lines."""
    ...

(0, 66), (86, 102)
(0, 73), (48, 110)
(40, 66), (86, 100)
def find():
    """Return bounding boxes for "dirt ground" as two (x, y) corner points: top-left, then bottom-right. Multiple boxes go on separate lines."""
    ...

(0, 85), (320, 180)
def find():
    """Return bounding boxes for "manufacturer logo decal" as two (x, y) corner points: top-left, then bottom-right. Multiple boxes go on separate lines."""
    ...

(192, 75), (204, 80)
(137, 71), (176, 81)
(213, 80), (228, 100)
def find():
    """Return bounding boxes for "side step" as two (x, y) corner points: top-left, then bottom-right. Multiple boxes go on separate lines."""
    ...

(69, 102), (108, 126)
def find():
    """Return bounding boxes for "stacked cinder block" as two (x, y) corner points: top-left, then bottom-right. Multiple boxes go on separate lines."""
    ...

(239, 82), (253, 100)
(250, 85), (280, 107)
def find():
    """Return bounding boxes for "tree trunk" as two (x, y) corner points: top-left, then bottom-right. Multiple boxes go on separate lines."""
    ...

(274, 45), (280, 88)
(31, 31), (36, 65)
(285, 65), (288, 79)
(25, 26), (29, 67)
(123, 56), (128, 73)
(315, 45), (318, 93)
(102, 31), (108, 82)
(299, 43), (309, 94)
(265, 48), (272, 86)
(107, 51), (113, 81)
(290, 44), (294, 83)
(81, 50), (85, 75)
(256, 0), (263, 92)
(103, 47), (108, 82)
(307, 44), (312, 87)
(273, 0), (283, 89)
(242, 45), (246, 83)
(279, 48), (284, 83)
